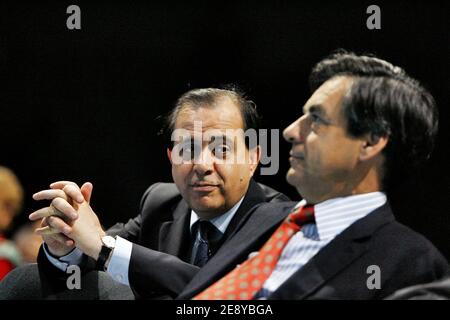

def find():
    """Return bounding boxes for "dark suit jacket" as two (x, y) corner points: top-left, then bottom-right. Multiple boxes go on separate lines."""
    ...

(385, 276), (450, 300)
(178, 201), (450, 299)
(38, 179), (289, 299)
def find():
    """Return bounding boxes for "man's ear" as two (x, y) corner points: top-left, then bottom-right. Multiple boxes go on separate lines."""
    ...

(167, 148), (173, 164)
(359, 134), (389, 162)
(248, 145), (261, 176)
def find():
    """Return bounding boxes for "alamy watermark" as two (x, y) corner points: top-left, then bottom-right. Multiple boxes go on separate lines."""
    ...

(366, 5), (381, 30)
(170, 121), (280, 175)
(66, 5), (81, 30)
(66, 265), (81, 290)
(366, 264), (381, 290)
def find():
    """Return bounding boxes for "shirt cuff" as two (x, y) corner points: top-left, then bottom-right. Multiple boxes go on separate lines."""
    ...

(43, 243), (84, 272)
(106, 236), (132, 286)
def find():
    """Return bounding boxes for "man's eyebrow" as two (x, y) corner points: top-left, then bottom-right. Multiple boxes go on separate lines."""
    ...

(208, 134), (233, 144)
(304, 104), (327, 118)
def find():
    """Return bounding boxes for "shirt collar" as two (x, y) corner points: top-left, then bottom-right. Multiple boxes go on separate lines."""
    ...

(295, 191), (387, 241)
(190, 196), (245, 235)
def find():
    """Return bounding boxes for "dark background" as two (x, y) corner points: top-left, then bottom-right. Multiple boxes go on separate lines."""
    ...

(1, 0), (448, 259)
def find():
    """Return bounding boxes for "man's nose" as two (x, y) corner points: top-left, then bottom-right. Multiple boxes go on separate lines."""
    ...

(193, 149), (215, 176)
(283, 117), (306, 144)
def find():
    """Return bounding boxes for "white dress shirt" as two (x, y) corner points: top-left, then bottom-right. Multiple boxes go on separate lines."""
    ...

(44, 196), (245, 286)
(254, 191), (387, 298)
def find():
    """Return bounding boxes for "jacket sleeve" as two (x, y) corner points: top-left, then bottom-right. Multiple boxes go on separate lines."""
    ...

(128, 243), (200, 299)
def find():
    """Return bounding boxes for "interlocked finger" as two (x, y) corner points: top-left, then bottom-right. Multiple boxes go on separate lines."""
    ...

(35, 215), (71, 236)
(33, 189), (68, 202)
(62, 184), (84, 203)
(49, 232), (74, 246)
(35, 225), (59, 235)
(51, 197), (78, 220)
(29, 205), (63, 221)
(50, 181), (80, 190)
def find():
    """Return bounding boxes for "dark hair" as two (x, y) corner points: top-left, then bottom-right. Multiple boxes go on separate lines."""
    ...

(309, 50), (439, 189)
(159, 86), (261, 149)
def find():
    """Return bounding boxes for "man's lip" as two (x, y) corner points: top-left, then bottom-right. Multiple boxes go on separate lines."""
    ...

(190, 182), (219, 187)
(190, 184), (219, 192)
(289, 151), (304, 160)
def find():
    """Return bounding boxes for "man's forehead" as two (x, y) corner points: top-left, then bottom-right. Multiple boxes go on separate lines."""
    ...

(174, 98), (244, 131)
(177, 122), (242, 132)
(303, 76), (353, 113)
(176, 131), (241, 142)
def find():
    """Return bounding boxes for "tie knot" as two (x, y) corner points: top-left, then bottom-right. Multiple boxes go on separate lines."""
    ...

(197, 220), (222, 243)
(288, 204), (315, 226)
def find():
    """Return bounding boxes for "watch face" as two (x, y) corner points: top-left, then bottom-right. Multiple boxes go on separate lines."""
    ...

(102, 236), (116, 248)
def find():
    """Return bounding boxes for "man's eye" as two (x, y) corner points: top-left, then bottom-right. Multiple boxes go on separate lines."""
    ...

(311, 114), (321, 123)
(180, 143), (198, 159)
(213, 145), (230, 156)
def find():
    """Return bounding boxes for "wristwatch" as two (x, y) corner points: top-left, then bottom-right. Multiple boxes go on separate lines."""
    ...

(95, 235), (116, 271)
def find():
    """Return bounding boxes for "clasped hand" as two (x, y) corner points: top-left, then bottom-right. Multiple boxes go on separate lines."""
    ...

(29, 181), (105, 260)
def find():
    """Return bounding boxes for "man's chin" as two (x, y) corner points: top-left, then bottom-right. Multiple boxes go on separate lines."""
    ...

(190, 199), (224, 218)
(286, 169), (301, 187)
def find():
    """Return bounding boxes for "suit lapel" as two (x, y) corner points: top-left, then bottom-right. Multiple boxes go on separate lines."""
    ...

(179, 202), (298, 298)
(269, 203), (395, 299)
(158, 200), (191, 258)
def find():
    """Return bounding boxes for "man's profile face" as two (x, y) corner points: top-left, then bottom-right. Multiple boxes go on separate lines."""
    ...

(283, 76), (365, 203)
(168, 96), (259, 219)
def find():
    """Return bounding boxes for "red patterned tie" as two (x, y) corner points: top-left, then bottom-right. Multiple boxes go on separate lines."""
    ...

(193, 204), (315, 300)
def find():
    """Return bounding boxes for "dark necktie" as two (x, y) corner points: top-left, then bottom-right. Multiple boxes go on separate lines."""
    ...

(194, 205), (315, 300)
(193, 220), (222, 267)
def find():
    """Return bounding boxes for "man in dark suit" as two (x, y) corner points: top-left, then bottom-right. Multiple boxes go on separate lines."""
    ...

(0, 88), (288, 299)
(178, 51), (450, 300)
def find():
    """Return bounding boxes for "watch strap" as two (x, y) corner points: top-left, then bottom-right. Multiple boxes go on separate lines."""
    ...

(95, 244), (113, 271)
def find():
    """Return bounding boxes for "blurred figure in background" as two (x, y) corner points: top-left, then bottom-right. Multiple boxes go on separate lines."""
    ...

(0, 166), (24, 280)
(13, 221), (42, 264)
